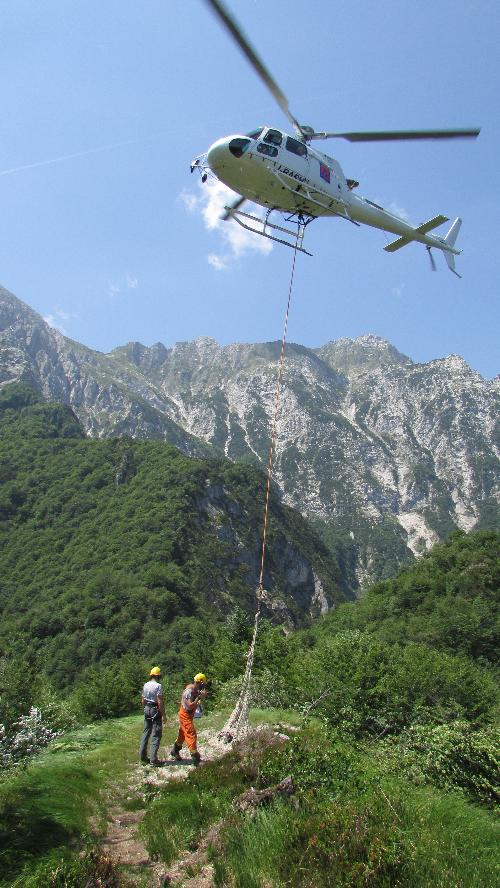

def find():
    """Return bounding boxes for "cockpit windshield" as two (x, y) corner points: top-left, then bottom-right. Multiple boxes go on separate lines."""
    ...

(246, 127), (264, 140)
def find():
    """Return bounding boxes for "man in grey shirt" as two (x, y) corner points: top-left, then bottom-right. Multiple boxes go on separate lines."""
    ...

(139, 666), (165, 765)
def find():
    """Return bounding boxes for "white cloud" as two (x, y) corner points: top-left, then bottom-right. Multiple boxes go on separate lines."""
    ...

(43, 308), (78, 335)
(179, 190), (199, 213)
(126, 273), (138, 289)
(180, 179), (272, 268)
(107, 274), (138, 297)
(391, 283), (406, 298)
(386, 201), (410, 222)
(208, 253), (229, 271)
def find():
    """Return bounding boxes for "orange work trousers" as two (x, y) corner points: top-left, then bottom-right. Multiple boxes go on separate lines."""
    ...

(176, 708), (197, 752)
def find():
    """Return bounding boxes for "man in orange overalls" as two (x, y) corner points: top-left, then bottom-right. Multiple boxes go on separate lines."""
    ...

(170, 672), (207, 765)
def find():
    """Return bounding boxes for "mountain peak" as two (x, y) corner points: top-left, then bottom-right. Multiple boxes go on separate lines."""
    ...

(315, 334), (411, 375)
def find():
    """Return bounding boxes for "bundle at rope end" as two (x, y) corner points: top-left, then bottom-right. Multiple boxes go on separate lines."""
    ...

(217, 730), (234, 744)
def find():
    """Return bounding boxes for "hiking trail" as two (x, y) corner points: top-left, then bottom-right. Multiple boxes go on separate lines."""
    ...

(101, 722), (238, 887)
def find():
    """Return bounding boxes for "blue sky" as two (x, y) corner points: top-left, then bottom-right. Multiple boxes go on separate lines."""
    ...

(1, 0), (498, 377)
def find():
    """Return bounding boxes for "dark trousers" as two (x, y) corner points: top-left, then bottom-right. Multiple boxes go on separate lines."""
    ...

(139, 705), (162, 763)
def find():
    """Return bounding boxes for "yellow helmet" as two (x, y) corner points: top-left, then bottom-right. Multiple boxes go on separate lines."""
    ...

(150, 666), (161, 677)
(194, 672), (207, 684)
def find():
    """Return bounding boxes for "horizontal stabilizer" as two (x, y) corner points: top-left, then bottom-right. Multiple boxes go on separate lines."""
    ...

(384, 235), (411, 252)
(415, 213), (449, 235)
(384, 214), (449, 252)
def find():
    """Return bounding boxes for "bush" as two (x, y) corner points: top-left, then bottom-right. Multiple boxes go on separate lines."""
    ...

(389, 720), (500, 806)
(71, 654), (147, 721)
(33, 679), (78, 733)
(213, 667), (291, 711)
(213, 781), (500, 888)
(291, 630), (498, 736)
(0, 667), (76, 767)
(260, 722), (362, 798)
(0, 708), (61, 767)
(209, 724), (500, 888)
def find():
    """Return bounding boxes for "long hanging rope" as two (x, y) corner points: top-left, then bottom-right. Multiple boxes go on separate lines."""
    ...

(218, 238), (300, 743)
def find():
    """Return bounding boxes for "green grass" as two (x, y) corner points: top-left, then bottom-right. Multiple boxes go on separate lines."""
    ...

(210, 778), (500, 887)
(142, 717), (500, 887)
(249, 706), (303, 728)
(0, 716), (143, 885)
(399, 786), (500, 887)
(2, 709), (499, 887)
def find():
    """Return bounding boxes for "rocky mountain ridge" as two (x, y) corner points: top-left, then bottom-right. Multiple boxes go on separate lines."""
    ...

(1, 285), (498, 590)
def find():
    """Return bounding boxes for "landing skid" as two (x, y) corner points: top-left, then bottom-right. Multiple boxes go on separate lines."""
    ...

(223, 206), (314, 255)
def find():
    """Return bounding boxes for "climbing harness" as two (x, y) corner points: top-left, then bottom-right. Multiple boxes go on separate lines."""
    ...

(144, 703), (160, 721)
(218, 229), (301, 744)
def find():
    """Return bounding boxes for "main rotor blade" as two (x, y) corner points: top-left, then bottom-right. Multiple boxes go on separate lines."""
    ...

(204, 0), (304, 137)
(310, 128), (481, 142)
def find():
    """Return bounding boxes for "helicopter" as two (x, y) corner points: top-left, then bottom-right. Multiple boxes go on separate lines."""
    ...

(191, 0), (480, 273)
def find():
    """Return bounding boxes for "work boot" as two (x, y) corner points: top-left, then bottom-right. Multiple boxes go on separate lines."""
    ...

(170, 743), (182, 760)
(191, 750), (201, 766)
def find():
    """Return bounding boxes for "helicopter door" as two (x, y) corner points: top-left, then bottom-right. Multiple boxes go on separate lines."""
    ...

(284, 135), (310, 178)
(255, 128), (283, 160)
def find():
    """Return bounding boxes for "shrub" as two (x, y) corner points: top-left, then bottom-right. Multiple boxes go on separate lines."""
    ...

(260, 723), (362, 798)
(0, 669), (75, 767)
(70, 654), (147, 721)
(212, 727), (500, 888)
(0, 708), (61, 767)
(389, 720), (500, 806)
(291, 630), (498, 736)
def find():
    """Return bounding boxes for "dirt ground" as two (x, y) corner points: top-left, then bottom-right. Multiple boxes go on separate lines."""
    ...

(101, 726), (233, 887)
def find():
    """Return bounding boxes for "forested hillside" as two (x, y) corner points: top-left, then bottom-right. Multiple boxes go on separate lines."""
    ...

(0, 518), (498, 886)
(0, 383), (343, 687)
(2, 287), (499, 592)
(1, 381), (498, 888)
(302, 529), (499, 665)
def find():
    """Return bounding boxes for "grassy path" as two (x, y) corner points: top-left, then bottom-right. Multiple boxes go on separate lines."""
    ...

(2, 708), (499, 887)
(0, 707), (292, 886)
(0, 715), (145, 886)
(100, 712), (234, 886)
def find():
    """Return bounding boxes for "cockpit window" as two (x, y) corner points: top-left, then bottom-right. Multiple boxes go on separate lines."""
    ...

(263, 129), (282, 147)
(285, 136), (307, 157)
(229, 138), (251, 158)
(246, 127), (264, 140)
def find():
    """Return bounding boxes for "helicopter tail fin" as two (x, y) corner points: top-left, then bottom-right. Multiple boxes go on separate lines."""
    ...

(442, 218), (462, 277)
(443, 217), (462, 249)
